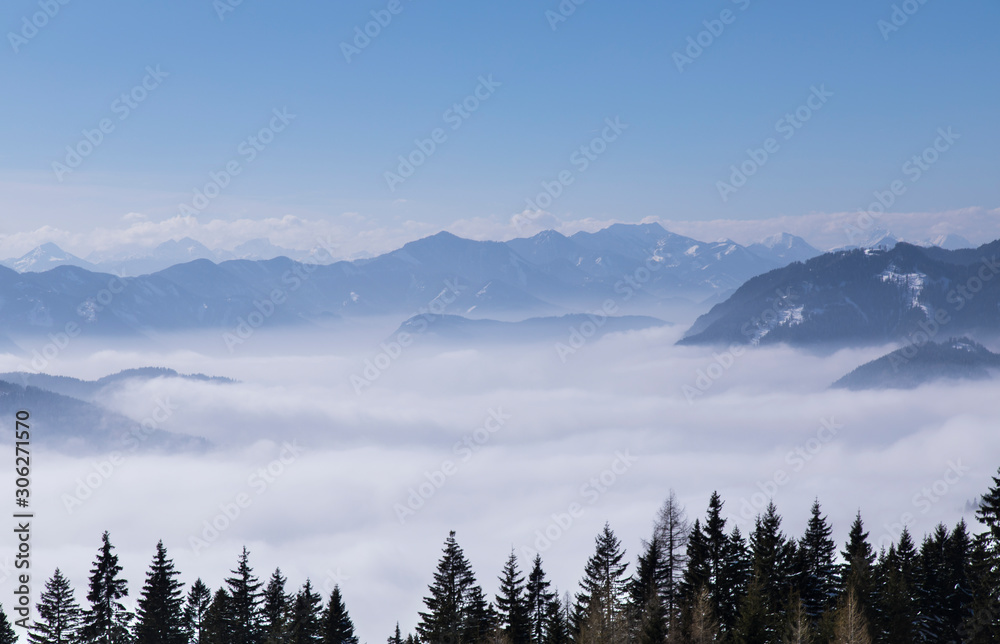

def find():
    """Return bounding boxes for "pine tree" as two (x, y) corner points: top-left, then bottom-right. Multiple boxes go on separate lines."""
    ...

(135, 540), (186, 644)
(225, 547), (263, 644)
(495, 552), (529, 644)
(183, 579), (212, 644)
(653, 490), (689, 638)
(717, 526), (751, 636)
(261, 569), (290, 644)
(386, 623), (403, 644)
(29, 569), (83, 644)
(573, 523), (629, 642)
(942, 520), (975, 637)
(525, 556), (555, 644)
(732, 575), (767, 644)
(976, 466), (1000, 546)
(542, 593), (569, 644)
(200, 590), (231, 644)
(0, 605), (14, 644)
(796, 500), (838, 621)
(287, 580), (322, 644)
(746, 502), (795, 641)
(320, 586), (358, 644)
(628, 536), (667, 644)
(81, 531), (133, 644)
(417, 531), (492, 644)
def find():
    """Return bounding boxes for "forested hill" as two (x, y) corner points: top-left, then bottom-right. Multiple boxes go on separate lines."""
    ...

(14, 469), (1000, 644)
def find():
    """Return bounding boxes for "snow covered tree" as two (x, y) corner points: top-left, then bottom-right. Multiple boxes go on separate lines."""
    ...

(29, 569), (82, 644)
(321, 585), (358, 644)
(225, 547), (263, 644)
(135, 540), (186, 644)
(183, 579), (212, 644)
(81, 531), (133, 644)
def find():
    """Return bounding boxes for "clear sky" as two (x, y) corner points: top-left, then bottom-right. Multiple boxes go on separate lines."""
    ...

(1, 0), (998, 254)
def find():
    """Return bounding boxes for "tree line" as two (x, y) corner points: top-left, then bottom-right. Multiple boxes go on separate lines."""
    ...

(6, 468), (1000, 643)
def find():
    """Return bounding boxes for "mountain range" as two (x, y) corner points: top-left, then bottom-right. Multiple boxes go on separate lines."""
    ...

(832, 337), (1000, 390)
(0, 224), (824, 344)
(680, 241), (1000, 347)
(0, 368), (219, 452)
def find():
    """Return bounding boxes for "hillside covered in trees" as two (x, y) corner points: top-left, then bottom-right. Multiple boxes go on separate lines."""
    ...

(8, 468), (1000, 644)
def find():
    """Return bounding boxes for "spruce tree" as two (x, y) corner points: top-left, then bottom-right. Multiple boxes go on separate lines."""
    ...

(81, 531), (133, 644)
(0, 605), (14, 644)
(261, 569), (290, 644)
(386, 623), (403, 644)
(320, 586), (358, 644)
(28, 569), (82, 644)
(718, 525), (751, 636)
(200, 589), (232, 644)
(135, 540), (186, 644)
(840, 511), (876, 629)
(495, 552), (530, 644)
(183, 579), (212, 644)
(573, 523), (629, 642)
(628, 536), (667, 644)
(879, 528), (917, 643)
(417, 531), (491, 644)
(796, 500), (838, 621)
(225, 547), (263, 644)
(831, 589), (871, 644)
(287, 580), (322, 644)
(524, 556), (555, 644)
(747, 502), (795, 641)
(688, 587), (719, 644)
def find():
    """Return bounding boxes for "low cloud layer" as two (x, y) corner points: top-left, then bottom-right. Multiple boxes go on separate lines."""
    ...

(0, 325), (995, 640)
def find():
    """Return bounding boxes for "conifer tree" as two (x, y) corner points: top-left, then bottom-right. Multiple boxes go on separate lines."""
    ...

(878, 528), (916, 643)
(135, 540), (186, 644)
(573, 523), (629, 641)
(183, 579), (212, 644)
(688, 587), (719, 644)
(81, 531), (133, 644)
(225, 547), (263, 644)
(781, 596), (812, 644)
(796, 500), (838, 621)
(717, 525), (751, 635)
(386, 623), (403, 644)
(29, 569), (83, 644)
(261, 569), (289, 644)
(839, 511), (876, 631)
(495, 552), (529, 644)
(417, 531), (491, 644)
(524, 556), (555, 644)
(0, 604), (15, 644)
(200, 590), (231, 644)
(746, 502), (795, 641)
(321, 586), (358, 644)
(543, 594), (569, 644)
(628, 536), (668, 644)
(287, 580), (322, 644)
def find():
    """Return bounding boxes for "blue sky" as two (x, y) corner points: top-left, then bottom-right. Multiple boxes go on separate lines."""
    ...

(1, 0), (998, 253)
